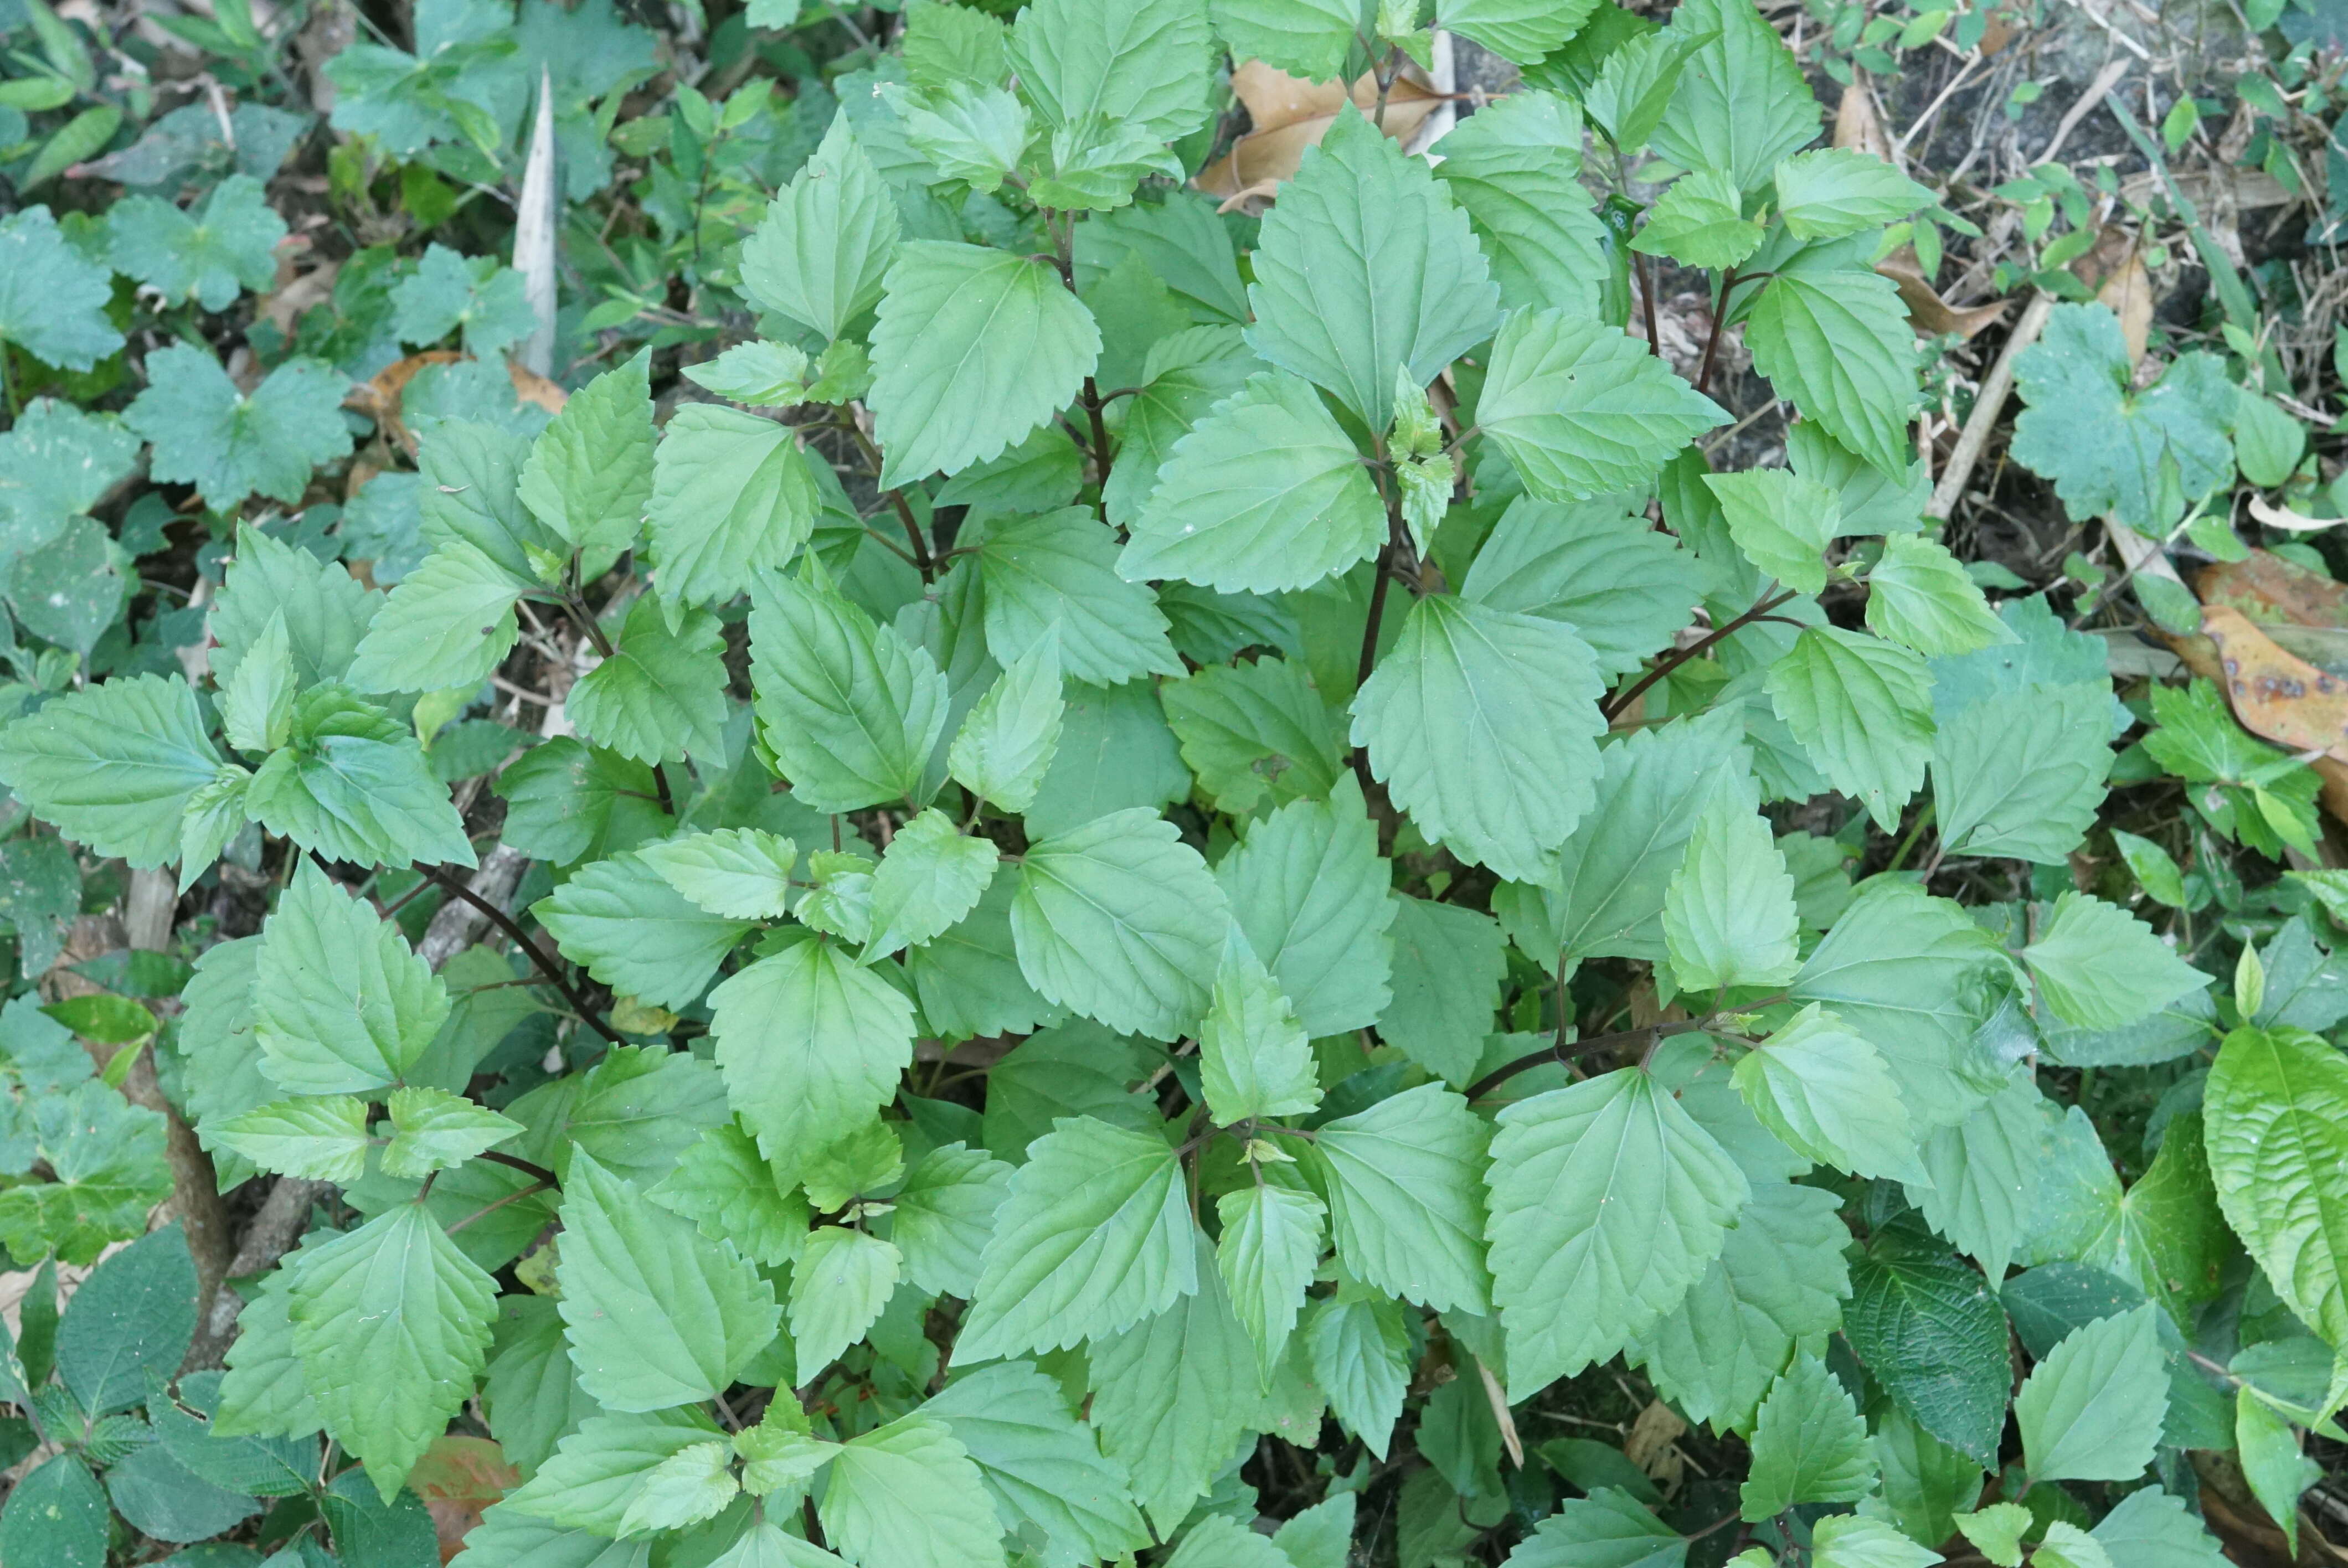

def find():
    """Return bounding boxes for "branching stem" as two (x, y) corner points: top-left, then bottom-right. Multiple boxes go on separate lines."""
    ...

(417, 863), (626, 1047)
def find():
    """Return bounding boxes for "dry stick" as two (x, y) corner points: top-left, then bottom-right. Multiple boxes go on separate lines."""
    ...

(1925, 291), (2055, 521)
(2037, 58), (2132, 167)
(418, 863), (627, 1047)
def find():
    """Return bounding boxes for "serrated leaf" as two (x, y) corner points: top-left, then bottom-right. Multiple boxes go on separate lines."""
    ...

(2014, 1302), (2166, 1482)
(948, 639), (1065, 815)
(861, 809), (998, 960)
(1745, 267), (1919, 479)
(1739, 1351), (1875, 1518)
(287, 1205), (497, 1498)
(210, 1096), (370, 1183)
(1505, 1487), (1683, 1568)
(503, 1407), (720, 1533)
(1216, 1182), (1324, 1381)
(389, 244), (538, 358)
(637, 828), (799, 921)
(1010, 807), (1228, 1041)
(1843, 1226), (2010, 1464)
(977, 507), (1181, 685)
(1866, 533), (2006, 654)
(555, 1152), (780, 1412)
(0, 674), (222, 869)
(1304, 1293), (1410, 1458)
(740, 116), (900, 341)
(1734, 1004), (1926, 1183)
(347, 541), (526, 697)
(1432, 89), (1611, 318)
(1459, 495), (1697, 677)
(1479, 307), (1728, 501)
(0, 398), (139, 558)
(616, 1440), (739, 1537)
(253, 860), (449, 1095)
(871, 241), (1100, 487)
(956, 1115), (1193, 1361)
(750, 572), (949, 813)
(1351, 592), (1605, 883)
(683, 341), (811, 408)
(647, 405), (817, 609)
(1766, 625), (1935, 832)
(0, 207), (122, 370)
(1381, 895), (1506, 1086)
(1198, 930), (1319, 1125)
(1005, 0), (1214, 146)
(108, 173), (285, 311)
(1486, 1067), (1750, 1398)
(1315, 1082), (1492, 1315)
(1634, 166), (1764, 270)
(2205, 1024), (2348, 1353)
(520, 353), (655, 561)
(1810, 1513), (1942, 1568)
(922, 1359), (1150, 1566)
(1664, 787), (1800, 992)
(2089, 1486), (2229, 1566)
(648, 1121), (811, 1270)
(790, 1226), (902, 1386)
(709, 936), (917, 1170)
(1774, 147), (1933, 239)
(126, 347), (352, 510)
(2021, 891), (2207, 1031)
(567, 595), (729, 765)
(380, 1085), (522, 1178)
(1647, 0), (1818, 191)
(820, 1414), (1006, 1568)
(1930, 680), (2112, 864)
(889, 1143), (1011, 1298)
(1244, 108), (1501, 432)
(536, 853), (753, 1010)
(1216, 775), (1394, 1034)
(1208, 0), (1356, 76)
(1703, 467), (1840, 594)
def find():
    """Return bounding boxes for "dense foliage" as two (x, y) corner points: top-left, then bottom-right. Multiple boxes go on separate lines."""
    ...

(0, 0), (2344, 1564)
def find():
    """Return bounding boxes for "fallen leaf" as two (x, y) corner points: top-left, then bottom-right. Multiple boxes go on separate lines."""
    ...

(1876, 249), (2010, 339)
(347, 351), (567, 455)
(2074, 227), (2152, 365)
(406, 1435), (520, 1563)
(2249, 496), (2340, 534)
(1195, 63), (1441, 204)
(1833, 77), (1892, 161)
(2197, 551), (2348, 630)
(2200, 604), (2348, 761)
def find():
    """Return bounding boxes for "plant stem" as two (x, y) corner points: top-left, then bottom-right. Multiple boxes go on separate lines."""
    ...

(887, 488), (935, 580)
(445, 1179), (551, 1234)
(1696, 267), (1741, 396)
(417, 863), (627, 1048)
(476, 1148), (561, 1185)
(1348, 477), (1412, 789)
(1600, 587), (1798, 723)
(1464, 1019), (1708, 1101)
(1637, 250), (1664, 360)
(1081, 376), (1113, 519)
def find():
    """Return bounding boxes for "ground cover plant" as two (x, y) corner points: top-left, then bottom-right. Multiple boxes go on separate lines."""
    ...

(0, 0), (2346, 1562)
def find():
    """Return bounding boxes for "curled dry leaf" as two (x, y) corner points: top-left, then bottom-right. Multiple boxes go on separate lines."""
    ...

(406, 1435), (521, 1562)
(2198, 550), (2348, 630)
(1832, 77), (1893, 162)
(1877, 249), (2010, 340)
(2199, 604), (2348, 762)
(1195, 60), (1442, 208)
(2249, 496), (2339, 534)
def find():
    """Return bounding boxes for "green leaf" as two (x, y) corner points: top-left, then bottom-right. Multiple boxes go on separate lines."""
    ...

(1844, 1226), (2010, 1465)
(1088, 1236), (1259, 1533)
(107, 174), (285, 311)
(1206, 0), (1357, 78)
(740, 116), (900, 341)
(211, 1096), (371, 1183)
(1734, 1004), (1925, 1183)
(871, 241), (1100, 488)
(1646, 0), (1818, 191)
(648, 1121), (811, 1271)
(1907, 1075), (2044, 1283)
(2234, 387), (2306, 487)
(1432, 90), (1611, 318)
(1006, 0), (1214, 146)
(567, 595), (728, 766)
(821, 1414), (1006, 1568)
(2021, 891), (2208, 1031)
(380, 1085), (522, 1178)
(1022, 677), (1194, 838)
(347, 541), (525, 697)
(616, 1441), (739, 1537)
(2013, 1303), (2167, 1482)
(2089, 1486), (2230, 1567)
(750, 572), (949, 813)
(56, 1225), (196, 1415)
(1479, 307), (1728, 501)
(956, 1115), (1192, 1361)
(646, 405), (818, 610)
(1197, 931), (1316, 1133)
(1504, 1487), (1683, 1568)
(907, 876), (1065, 1041)
(213, 523), (379, 691)
(1437, 0), (1595, 59)
(1117, 371), (1387, 596)
(1745, 268), (1918, 479)
(948, 641), (1064, 814)
(863, 808), (997, 960)
(520, 354), (655, 563)
(504, 1407), (720, 1533)
(555, 1151), (780, 1412)
(1243, 108), (1501, 433)
(1810, 1513), (1942, 1568)
(0, 207), (122, 371)
(1956, 1503), (2032, 1566)
(920, 1360), (1150, 1565)
(790, 1226), (902, 1385)
(2011, 305), (2236, 533)
(888, 1142), (1010, 1297)
(889, 81), (1029, 190)
(126, 347), (352, 510)
(536, 853), (753, 1010)
(1100, 326), (1260, 528)
(1774, 147), (1933, 239)
(683, 341), (811, 409)
(246, 687), (476, 870)
(1866, 533), (2007, 655)
(253, 861), (449, 1095)
(1216, 1182), (1324, 1379)
(1765, 624), (1935, 831)
(1628, 1180), (1851, 1433)
(1703, 468), (1839, 594)
(1739, 1352), (1875, 1518)
(1011, 807), (1228, 1040)
(1304, 1292), (1410, 1458)
(1487, 1066), (1750, 1398)
(976, 508), (1181, 685)
(385, 245), (537, 358)
(1351, 592), (1604, 884)
(1314, 1082), (1492, 1315)
(0, 674), (222, 869)
(482, 1297), (600, 1479)
(1160, 658), (1341, 819)
(1164, 1512), (1292, 1568)
(1664, 787), (1800, 992)
(709, 936), (917, 1169)
(1379, 895), (1506, 1086)
(1634, 167), (1764, 269)
(287, 1204), (497, 1498)
(215, 1272), (322, 1442)
(0, 398), (139, 558)
(638, 829), (800, 921)
(1460, 497), (1692, 678)
(1930, 680), (2112, 863)
(2205, 1024), (2348, 1353)
(1216, 776), (1394, 1034)
(0, 1455), (106, 1568)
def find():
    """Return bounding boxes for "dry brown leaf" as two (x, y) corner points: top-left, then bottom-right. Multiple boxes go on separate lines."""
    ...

(347, 351), (566, 455)
(2197, 551), (2348, 630)
(1833, 78), (1892, 161)
(1194, 64), (1440, 204)
(1876, 250), (2010, 339)
(2200, 604), (2348, 761)
(508, 359), (567, 416)
(1624, 1400), (1687, 1493)
(407, 1436), (521, 1563)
